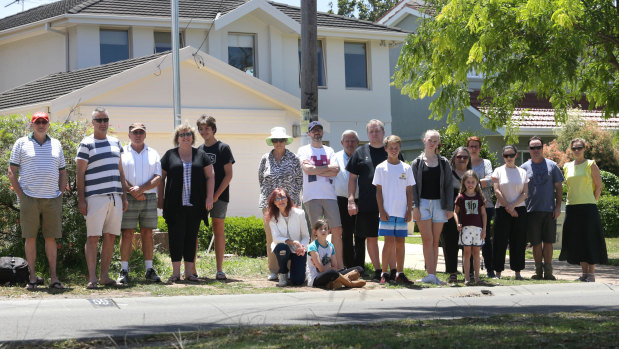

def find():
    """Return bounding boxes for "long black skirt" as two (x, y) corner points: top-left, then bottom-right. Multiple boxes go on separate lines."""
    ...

(559, 204), (608, 265)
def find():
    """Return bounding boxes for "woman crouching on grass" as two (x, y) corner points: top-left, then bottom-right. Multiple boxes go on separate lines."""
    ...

(306, 220), (366, 290)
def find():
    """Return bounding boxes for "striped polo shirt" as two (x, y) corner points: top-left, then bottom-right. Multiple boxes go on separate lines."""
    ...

(9, 132), (66, 199)
(76, 135), (124, 197)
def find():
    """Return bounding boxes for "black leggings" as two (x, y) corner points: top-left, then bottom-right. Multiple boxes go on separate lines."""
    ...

(493, 207), (527, 272)
(313, 266), (364, 288)
(442, 218), (460, 274)
(167, 206), (201, 263)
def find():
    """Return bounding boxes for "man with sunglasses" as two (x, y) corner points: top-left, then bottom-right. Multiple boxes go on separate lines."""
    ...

(521, 136), (564, 280)
(8, 112), (66, 289)
(117, 123), (162, 284)
(76, 107), (129, 289)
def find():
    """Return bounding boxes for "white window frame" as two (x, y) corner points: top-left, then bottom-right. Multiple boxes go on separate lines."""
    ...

(153, 31), (185, 54)
(227, 32), (257, 77)
(343, 41), (370, 90)
(99, 28), (131, 64)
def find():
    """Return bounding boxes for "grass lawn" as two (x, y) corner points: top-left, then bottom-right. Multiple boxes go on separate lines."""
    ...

(19, 312), (619, 348)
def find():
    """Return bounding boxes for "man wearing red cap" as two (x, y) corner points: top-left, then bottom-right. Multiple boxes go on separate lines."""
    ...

(8, 112), (66, 289)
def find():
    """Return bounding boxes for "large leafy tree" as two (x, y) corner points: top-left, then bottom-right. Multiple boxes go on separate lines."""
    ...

(392, 0), (618, 136)
(332, 0), (399, 22)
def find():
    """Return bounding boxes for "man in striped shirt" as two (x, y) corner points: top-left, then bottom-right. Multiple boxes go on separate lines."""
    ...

(76, 107), (129, 289)
(8, 111), (66, 289)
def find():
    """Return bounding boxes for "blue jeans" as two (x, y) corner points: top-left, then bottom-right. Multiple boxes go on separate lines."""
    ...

(273, 243), (307, 286)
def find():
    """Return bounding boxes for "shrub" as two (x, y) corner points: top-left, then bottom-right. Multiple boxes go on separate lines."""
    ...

(598, 196), (619, 238)
(437, 127), (499, 169)
(0, 115), (91, 275)
(555, 115), (619, 173)
(543, 140), (570, 169)
(158, 216), (266, 258)
(600, 171), (619, 196)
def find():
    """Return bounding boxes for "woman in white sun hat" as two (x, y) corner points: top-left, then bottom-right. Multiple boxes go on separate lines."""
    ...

(258, 127), (303, 281)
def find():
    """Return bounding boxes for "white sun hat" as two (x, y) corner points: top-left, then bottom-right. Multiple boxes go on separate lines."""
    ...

(266, 127), (294, 146)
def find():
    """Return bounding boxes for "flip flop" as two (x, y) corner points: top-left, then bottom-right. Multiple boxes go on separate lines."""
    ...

(184, 274), (199, 282)
(167, 275), (181, 283)
(99, 279), (119, 287)
(86, 281), (98, 289)
(25, 282), (37, 290)
(35, 276), (44, 285)
(49, 281), (64, 289)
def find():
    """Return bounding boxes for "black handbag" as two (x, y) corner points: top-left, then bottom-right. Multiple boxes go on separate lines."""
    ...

(0, 256), (30, 285)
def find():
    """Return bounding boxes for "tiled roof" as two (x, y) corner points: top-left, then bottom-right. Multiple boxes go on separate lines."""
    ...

(376, 0), (435, 24)
(469, 91), (619, 129)
(0, 0), (404, 33)
(0, 51), (167, 110)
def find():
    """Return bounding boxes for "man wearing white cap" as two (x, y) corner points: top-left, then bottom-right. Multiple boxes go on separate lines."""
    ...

(297, 121), (343, 269)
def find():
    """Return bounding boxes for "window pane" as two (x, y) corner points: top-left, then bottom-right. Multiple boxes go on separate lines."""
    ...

(228, 34), (255, 76)
(100, 29), (129, 64)
(298, 40), (326, 87)
(154, 32), (185, 53)
(344, 42), (367, 88)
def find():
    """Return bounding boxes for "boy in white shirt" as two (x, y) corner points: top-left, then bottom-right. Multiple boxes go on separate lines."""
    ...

(373, 135), (415, 285)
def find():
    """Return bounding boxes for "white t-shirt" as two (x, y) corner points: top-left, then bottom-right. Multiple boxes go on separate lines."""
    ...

(333, 150), (358, 198)
(306, 239), (335, 287)
(491, 165), (528, 208)
(372, 160), (415, 218)
(297, 144), (337, 202)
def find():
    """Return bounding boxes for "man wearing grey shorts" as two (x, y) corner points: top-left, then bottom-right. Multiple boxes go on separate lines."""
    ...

(118, 123), (162, 284)
(8, 111), (66, 289)
(297, 121), (343, 268)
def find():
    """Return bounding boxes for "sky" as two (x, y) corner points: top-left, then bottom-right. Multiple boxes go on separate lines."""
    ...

(0, 0), (336, 20)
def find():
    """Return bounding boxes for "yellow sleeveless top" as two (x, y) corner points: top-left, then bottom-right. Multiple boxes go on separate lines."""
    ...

(563, 160), (596, 205)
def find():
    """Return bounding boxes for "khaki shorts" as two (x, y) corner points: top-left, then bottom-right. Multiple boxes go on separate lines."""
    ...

(86, 194), (123, 237)
(121, 193), (158, 230)
(304, 199), (342, 228)
(20, 194), (62, 239)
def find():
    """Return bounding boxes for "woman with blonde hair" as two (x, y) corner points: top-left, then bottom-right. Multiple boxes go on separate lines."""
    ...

(559, 138), (608, 282)
(158, 121), (214, 282)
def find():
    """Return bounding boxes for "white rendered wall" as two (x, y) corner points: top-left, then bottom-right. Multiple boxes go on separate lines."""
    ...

(0, 32), (65, 93)
(131, 27), (154, 58)
(69, 25), (100, 70)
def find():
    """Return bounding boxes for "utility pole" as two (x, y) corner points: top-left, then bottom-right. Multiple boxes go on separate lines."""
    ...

(171, 0), (181, 128)
(301, 0), (318, 122)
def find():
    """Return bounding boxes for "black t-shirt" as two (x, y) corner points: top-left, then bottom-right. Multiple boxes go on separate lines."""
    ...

(346, 144), (404, 212)
(199, 141), (235, 202)
(420, 164), (441, 199)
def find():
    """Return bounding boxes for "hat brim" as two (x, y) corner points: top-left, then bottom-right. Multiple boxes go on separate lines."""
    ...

(266, 137), (293, 146)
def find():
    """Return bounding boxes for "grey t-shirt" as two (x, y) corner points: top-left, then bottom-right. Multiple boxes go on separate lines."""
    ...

(521, 159), (564, 212)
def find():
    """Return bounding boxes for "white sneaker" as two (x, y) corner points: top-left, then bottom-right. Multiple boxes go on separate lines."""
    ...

(420, 274), (435, 283)
(267, 273), (278, 281)
(278, 273), (288, 287)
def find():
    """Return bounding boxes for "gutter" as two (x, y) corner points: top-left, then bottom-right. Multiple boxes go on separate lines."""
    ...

(45, 22), (69, 73)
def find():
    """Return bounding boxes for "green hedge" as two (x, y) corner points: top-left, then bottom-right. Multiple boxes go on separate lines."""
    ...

(158, 216), (266, 257)
(598, 196), (619, 238)
(600, 171), (619, 196)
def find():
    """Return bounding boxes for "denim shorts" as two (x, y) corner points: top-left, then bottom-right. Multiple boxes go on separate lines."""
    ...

(416, 198), (447, 223)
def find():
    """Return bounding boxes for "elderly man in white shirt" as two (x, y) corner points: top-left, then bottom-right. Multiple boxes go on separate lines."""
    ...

(333, 130), (360, 269)
(118, 122), (162, 284)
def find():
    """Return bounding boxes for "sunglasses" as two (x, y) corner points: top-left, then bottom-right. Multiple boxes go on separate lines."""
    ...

(178, 132), (193, 138)
(571, 146), (584, 151)
(529, 145), (543, 150)
(503, 153), (517, 158)
(131, 130), (145, 135)
(271, 139), (287, 143)
(456, 155), (469, 160)
(93, 118), (110, 123)
(275, 196), (287, 202)
(33, 119), (48, 125)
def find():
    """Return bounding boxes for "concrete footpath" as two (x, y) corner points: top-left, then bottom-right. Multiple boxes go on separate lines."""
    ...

(373, 240), (619, 285)
(1, 283), (618, 342)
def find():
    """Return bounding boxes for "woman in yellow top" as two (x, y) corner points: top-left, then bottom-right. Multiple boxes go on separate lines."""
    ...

(559, 138), (608, 282)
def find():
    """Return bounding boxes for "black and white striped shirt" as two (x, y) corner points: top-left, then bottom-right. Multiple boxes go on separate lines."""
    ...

(9, 133), (65, 199)
(76, 135), (123, 197)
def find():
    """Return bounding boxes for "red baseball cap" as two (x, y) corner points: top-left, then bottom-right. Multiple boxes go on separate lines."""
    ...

(31, 111), (49, 122)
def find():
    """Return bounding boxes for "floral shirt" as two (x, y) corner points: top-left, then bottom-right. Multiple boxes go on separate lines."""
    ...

(258, 149), (303, 208)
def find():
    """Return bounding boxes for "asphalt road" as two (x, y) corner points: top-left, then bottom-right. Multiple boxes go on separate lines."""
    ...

(1, 283), (618, 342)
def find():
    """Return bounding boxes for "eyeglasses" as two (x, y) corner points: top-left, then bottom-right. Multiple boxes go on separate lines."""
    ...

(529, 145), (543, 150)
(275, 196), (287, 202)
(93, 118), (110, 123)
(131, 130), (145, 135)
(33, 119), (48, 125)
(571, 146), (584, 151)
(178, 132), (192, 138)
(503, 153), (517, 158)
(271, 139), (287, 143)
(456, 155), (469, 160)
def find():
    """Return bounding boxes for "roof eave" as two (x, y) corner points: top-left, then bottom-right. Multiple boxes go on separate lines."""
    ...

(215, 0), (300, 34)
(317, 26), (408, 40)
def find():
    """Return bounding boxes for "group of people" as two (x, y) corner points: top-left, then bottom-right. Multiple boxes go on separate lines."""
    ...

(9, 108), (235, 289)
(9, 110), (608, 290)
